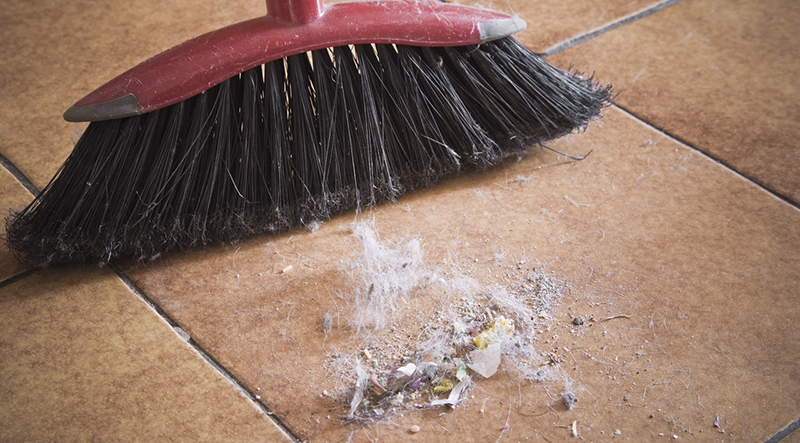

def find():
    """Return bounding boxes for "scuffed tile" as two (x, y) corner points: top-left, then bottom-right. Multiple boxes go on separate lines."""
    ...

(0, 167), (33, 281)
(0, 267), (292, 442)
(547, 0), (800, 203)
(125, 107), (800, 441)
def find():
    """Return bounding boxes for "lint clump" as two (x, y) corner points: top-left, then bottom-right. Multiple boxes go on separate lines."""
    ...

(346, 222), (425, 331)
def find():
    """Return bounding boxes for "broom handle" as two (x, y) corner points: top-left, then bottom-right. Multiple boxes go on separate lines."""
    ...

(266, 0), (325, 23)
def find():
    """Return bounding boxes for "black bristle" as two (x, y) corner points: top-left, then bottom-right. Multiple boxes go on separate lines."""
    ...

(5, 37), (611, 266)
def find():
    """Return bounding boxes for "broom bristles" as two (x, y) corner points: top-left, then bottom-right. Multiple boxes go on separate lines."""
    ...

(5, 37), (611, 266)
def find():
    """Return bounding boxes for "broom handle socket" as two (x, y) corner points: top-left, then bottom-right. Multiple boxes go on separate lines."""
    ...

(266, 0), (325, 23)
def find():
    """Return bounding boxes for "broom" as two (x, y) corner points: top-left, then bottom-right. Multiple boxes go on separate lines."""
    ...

(5, 0), (610, 266)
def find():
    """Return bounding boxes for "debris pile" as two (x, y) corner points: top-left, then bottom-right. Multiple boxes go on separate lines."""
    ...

(330, 223), (566, 423)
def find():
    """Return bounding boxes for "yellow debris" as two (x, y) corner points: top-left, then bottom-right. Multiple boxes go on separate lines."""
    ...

(473, 316), (515, 350)
(433, 379), (454, 392)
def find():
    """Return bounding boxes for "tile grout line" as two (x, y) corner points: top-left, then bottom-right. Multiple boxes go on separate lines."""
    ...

(0, 268), (40, 289)
(0, 151), (40, 196)
(539, 0), (800, 210)
(0, 152), (40, 289)
(542, 0), (684, 57)
(765, 416), (800, 443)
(109, 265), (304, 443)
(613, 104), (800, 211)
(0, 7), (790, 437)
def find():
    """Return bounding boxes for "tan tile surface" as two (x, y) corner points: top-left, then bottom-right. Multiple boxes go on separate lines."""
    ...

(3, 0), (798, 442)
(0, 167), (33, 281)
(0, 266), (292, 441)
(547, 0), (800, 204)
(0, 0), (264, 189)
(125, 107), (800, 442)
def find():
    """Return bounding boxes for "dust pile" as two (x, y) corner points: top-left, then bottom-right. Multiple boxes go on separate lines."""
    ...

(324, 222), (567, 423)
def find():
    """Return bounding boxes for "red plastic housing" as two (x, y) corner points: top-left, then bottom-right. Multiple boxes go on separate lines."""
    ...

(64, 0), (525, 122)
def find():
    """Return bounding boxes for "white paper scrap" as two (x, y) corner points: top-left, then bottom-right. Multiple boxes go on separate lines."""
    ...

(467, 343), (502, 378)
(397, 363), (416, 377)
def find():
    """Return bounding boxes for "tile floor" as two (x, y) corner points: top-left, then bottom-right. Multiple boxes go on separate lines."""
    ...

(1, 0), (798, 441)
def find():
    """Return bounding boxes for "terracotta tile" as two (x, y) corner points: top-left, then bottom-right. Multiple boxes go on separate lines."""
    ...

(0, 167), (33, 281)
(455, 0), (673, 53)
(547, 0), (800, 204)
(0, 266), (292, 441)
(124, 107), (800, 441)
